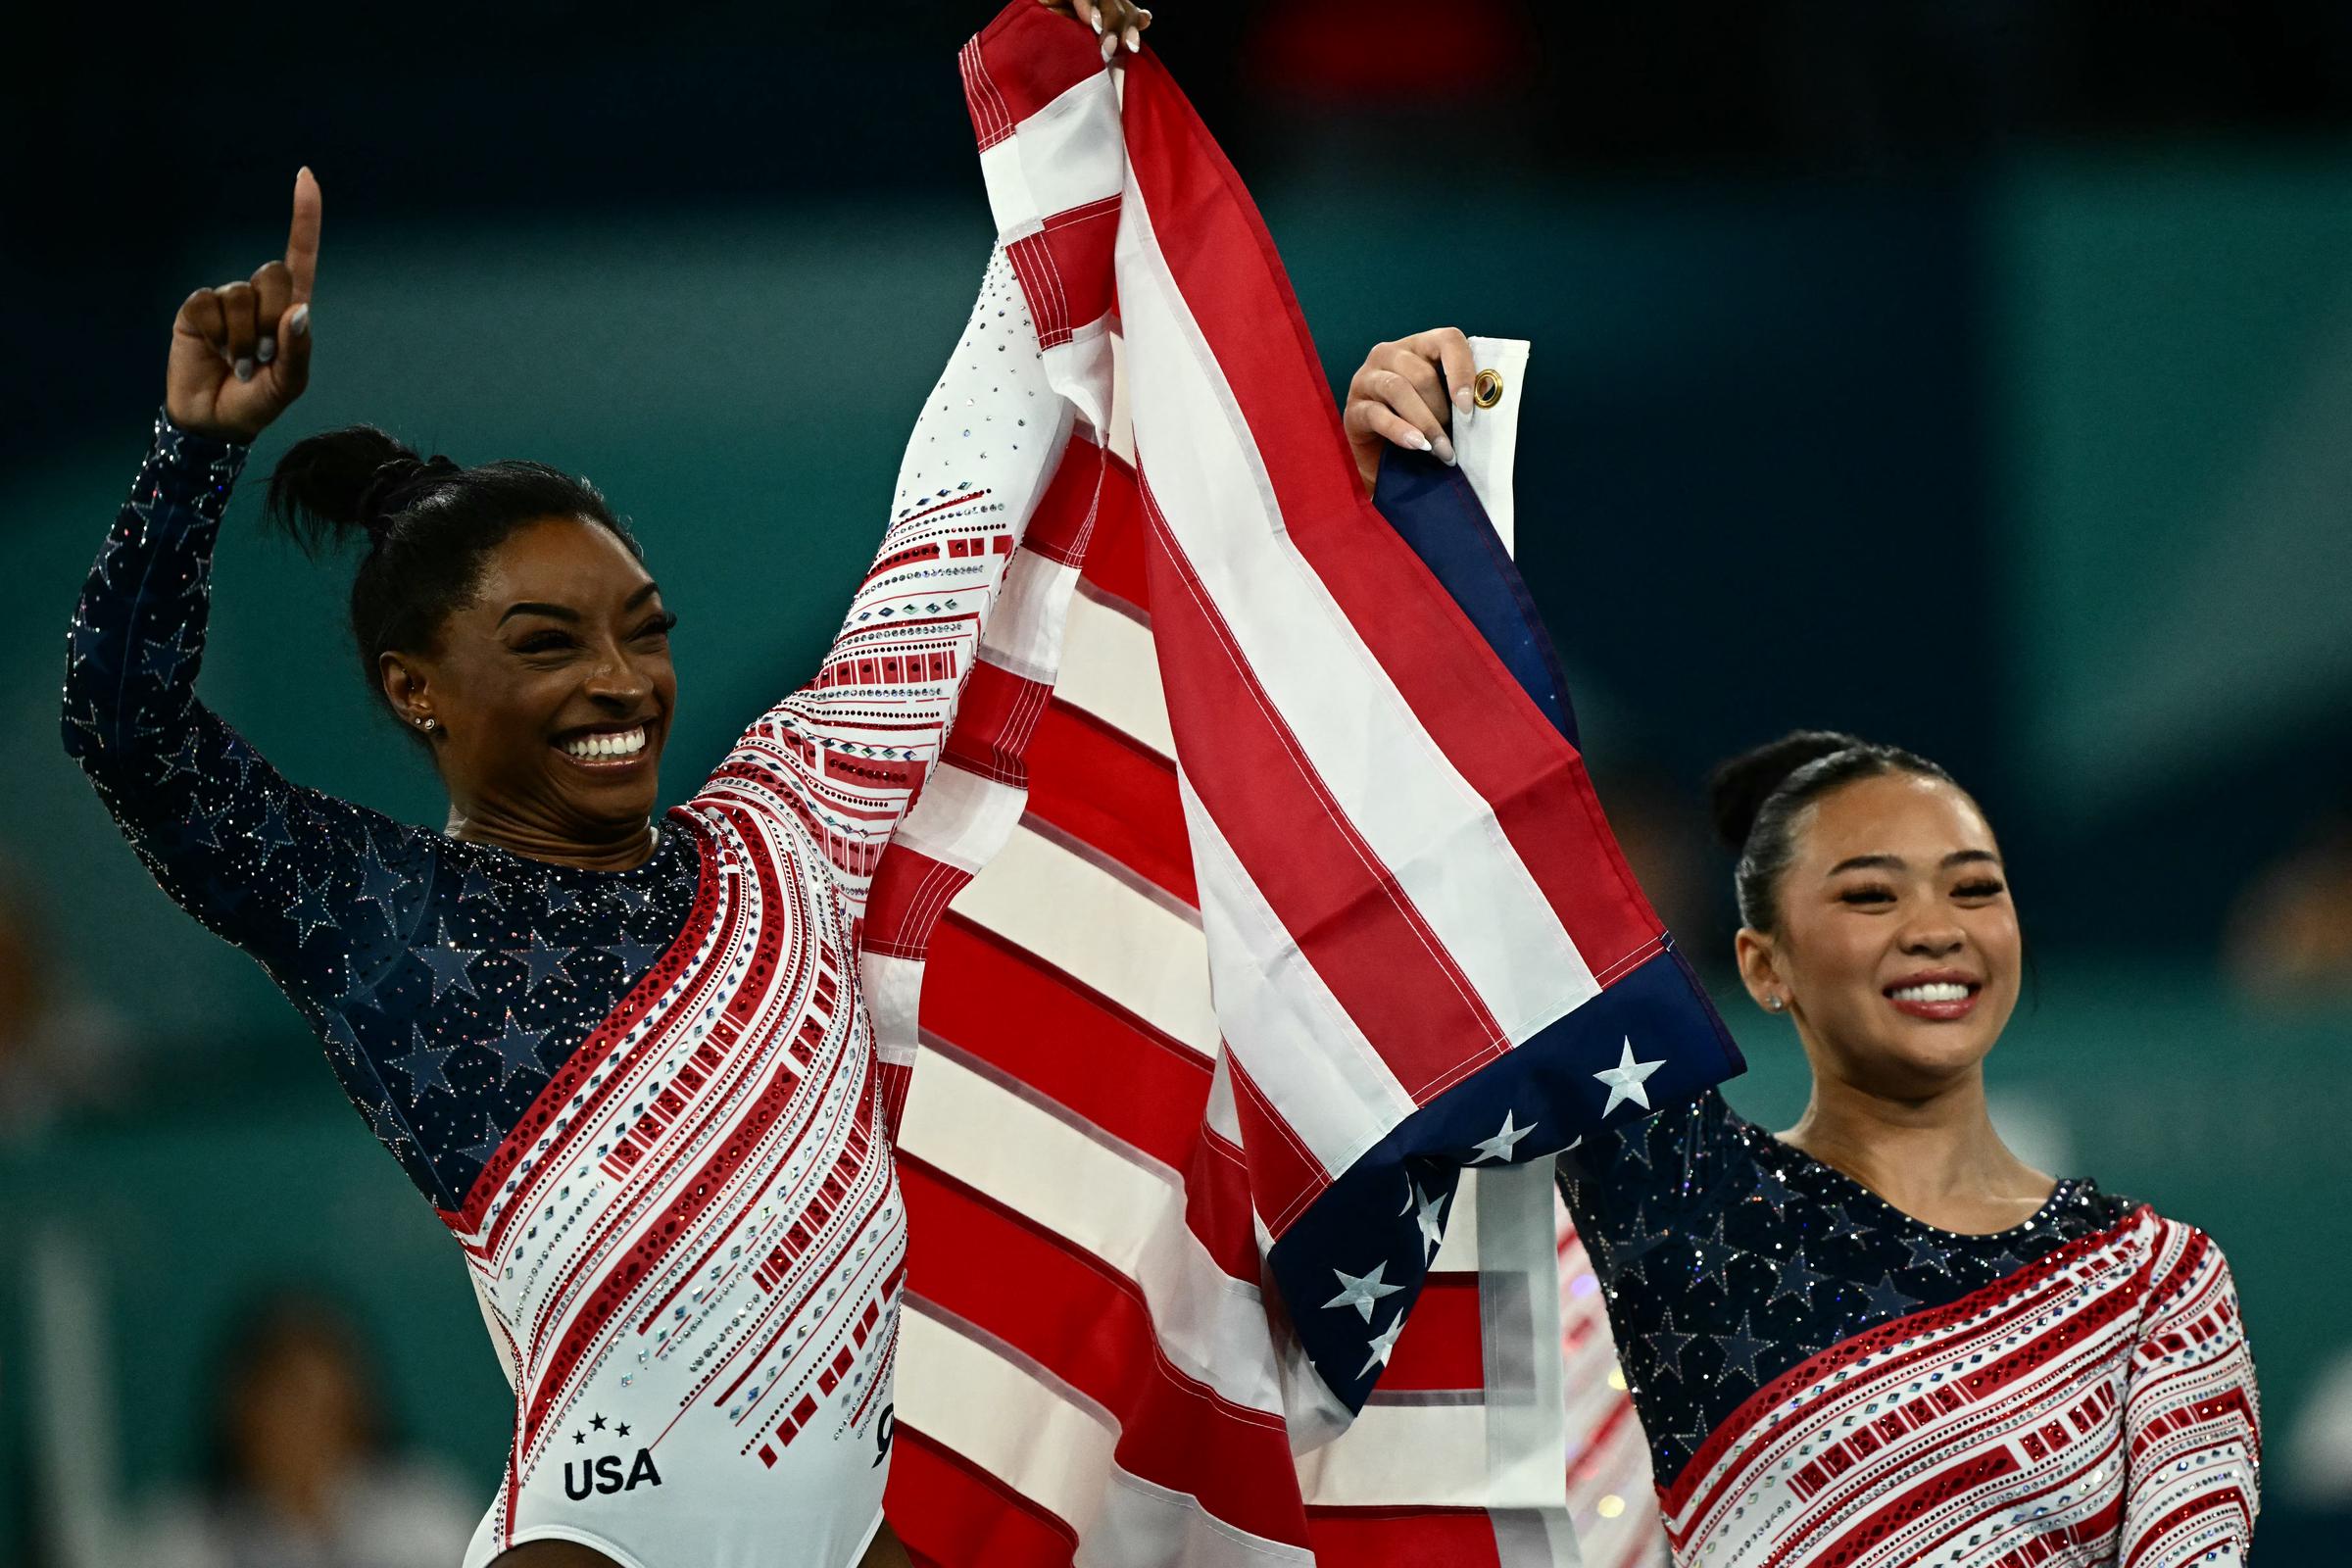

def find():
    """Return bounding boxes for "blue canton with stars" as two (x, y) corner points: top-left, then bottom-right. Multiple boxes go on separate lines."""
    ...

(1556, 1087), (2138, 1489)
(63, 416), (703, 1210)
(1256, 448), (1747, 1416)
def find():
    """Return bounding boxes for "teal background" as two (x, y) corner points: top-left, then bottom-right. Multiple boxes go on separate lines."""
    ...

(9, 149), (2351, 1557)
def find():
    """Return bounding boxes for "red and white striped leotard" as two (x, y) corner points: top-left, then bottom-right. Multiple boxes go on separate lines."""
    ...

(447, 246), (1070, 1566)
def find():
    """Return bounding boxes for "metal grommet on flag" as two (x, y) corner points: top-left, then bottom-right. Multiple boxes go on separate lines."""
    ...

(1473, 367), (1506, 409)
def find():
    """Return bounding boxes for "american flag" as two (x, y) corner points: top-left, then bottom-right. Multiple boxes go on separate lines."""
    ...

(859, 7), (1741, 1561)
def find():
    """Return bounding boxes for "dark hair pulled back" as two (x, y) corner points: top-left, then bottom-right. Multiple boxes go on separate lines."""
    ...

(263, 425), (640, 719)
(1708, 730), (1957, 932)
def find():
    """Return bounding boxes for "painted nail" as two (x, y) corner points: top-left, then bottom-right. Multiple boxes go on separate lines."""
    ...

(289, 305), (311, 337)
(1102, 31), (1118, 61)
(1091, 7), (1103, 34)
(1406, 431), (1433, 453)
(233, 358), (255, 382)
(1452, 385), (1473, 412)
(1434, 433), (1457, 466)
(1125, 24), (1141, 51)
(256, 336), (276, 365)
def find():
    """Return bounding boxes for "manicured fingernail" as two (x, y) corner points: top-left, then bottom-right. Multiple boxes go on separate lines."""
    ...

(234, 358), (255, 382)
(289, 305), (310, 337)
(257, 336), (276, 365)
(1125, 24), (1141, 51)
(1452, 385), (1473, 412)
(1406, 431), (1433, 453)
(1102, 32), (1118, 61)
(1091, 9), (1103, 33)
(1434, 433), (1457, 466)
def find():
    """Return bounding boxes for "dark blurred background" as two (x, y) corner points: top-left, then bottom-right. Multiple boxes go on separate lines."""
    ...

(5, 1), (2350, 1561)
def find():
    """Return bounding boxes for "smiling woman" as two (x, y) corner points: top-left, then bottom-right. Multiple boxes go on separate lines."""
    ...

(1551, 730), (2264, 1566)
(59, 125), (1091, 1568)
(261, 427), (680, 869)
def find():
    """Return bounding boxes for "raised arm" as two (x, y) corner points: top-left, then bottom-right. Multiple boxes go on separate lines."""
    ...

(63, 172), (426, 992)
(2120, 1226), (2261, 1563)
(698, 243), (1072, 915)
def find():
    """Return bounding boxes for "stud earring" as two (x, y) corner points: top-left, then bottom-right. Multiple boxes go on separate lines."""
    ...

(416, 716), (437, 733)
(1767, 995), (1785, 1011)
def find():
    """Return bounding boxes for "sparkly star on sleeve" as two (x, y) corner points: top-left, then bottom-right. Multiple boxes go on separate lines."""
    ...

(697, 245), (1058, 923)
(61, 412), (438, 995)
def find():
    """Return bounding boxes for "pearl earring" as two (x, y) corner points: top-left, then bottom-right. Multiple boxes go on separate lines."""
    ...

(1767, 995), (1785, 1011)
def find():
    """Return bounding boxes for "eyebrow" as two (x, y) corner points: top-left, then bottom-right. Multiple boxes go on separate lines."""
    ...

(497, 582), (662, 627)
(1826, 850), (2003, 876)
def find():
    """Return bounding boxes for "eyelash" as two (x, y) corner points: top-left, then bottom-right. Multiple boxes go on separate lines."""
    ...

(1838, 880), (2007, 906)
(514, 614), (674, 657)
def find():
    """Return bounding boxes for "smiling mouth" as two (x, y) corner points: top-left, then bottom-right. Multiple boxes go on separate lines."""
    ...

(1883, 976), (1984, 1020)
(556, 724), (655, 769)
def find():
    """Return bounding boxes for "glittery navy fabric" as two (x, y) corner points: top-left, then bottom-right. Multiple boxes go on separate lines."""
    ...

(1556, 1088), (2137, 1489)
(63, 415), (703, 1210)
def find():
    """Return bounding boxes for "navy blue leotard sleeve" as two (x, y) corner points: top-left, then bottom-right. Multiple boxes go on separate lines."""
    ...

(60, 416), (455, 1174)
(61, 415), (441, 993)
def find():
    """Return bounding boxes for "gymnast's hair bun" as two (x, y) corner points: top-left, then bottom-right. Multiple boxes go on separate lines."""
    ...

(1707, 729), (1864, 852)
(263, 424), (437, 556)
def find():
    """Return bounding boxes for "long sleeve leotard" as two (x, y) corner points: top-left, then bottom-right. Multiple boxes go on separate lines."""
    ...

(64, 246), (1069, 1568)
(1557, 1090), (2261, 1566)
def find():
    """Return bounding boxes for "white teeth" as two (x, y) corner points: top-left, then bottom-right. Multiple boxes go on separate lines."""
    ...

(1890, 982), (1972, 1004)
(563, 725), (647, 760)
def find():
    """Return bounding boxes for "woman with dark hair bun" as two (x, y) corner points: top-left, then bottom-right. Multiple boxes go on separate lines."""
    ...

(61, 7), (1156, 1563)
(1547, 728), (2262, 1566)
(1358, 307), (2266, 1568)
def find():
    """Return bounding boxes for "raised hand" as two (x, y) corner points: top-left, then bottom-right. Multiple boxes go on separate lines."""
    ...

(1343, 327), (1479, 495)
(1037, 0), (1153, 60)
(166, 168), (321, 443)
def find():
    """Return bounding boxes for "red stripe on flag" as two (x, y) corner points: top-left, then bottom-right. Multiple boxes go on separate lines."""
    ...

(1023, 430), (1107, 566)
(1023, 700), (1194, 905)
(886, 1423), (1078, 1568)
(922, 913), (1208, 1169)
(1118, 54), (1669, 981)
(969, 3), (1107, 135)
(1382, 1270), (1488, 1392)
(941, 662), (1054, 789)
(1224, 1050), (1333, 1237)
(1140, 479), (1507, 1110)
(1183, 1128), (1263, 1284)
(901, 1158), (1310, 1546)
(1304, 1506), (1503, 1568)
(1079, 460), (1150, 612)
(860, 844), (973, 962)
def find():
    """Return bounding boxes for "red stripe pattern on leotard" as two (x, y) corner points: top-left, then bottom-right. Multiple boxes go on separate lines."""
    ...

(1658, 1207), (2259, 1567)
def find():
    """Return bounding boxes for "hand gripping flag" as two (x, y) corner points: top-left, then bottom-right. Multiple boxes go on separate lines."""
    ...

(859, 6), (1743, 1562)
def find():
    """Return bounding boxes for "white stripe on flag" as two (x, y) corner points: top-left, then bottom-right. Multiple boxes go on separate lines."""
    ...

(900, 1302), (1114, 1528)
(947, 820), (1216, 1054)
(898, 1040), (1285, 1415)
(978, 551), (1084, 683)
(1114, 179), (1605, 1040)
(1294, 1401), (1497, 1506)
(1054, 586), (1176, 759)
(892, 758), (1027, 874)
(1178, 775), (1417, 1181)
(976, 73), (1123, 235)
(1084, 1468), (1317, 1568)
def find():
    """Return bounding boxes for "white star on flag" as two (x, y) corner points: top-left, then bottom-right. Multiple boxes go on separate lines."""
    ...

(1592, 1037), (1666, 1117)
(1412, 1181), (1448, 1261)
(1357, 1311), (1407, 1379)
(1471, 1110), (1536, 1163)
(1323, 1261), (1404, 1323)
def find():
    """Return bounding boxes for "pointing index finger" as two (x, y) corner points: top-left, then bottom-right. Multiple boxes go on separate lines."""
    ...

(284, 167), (322, 302)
